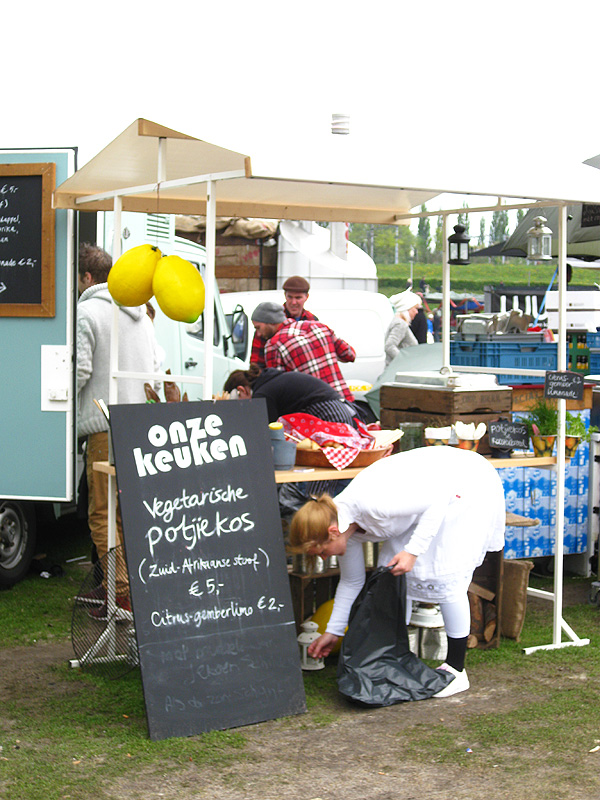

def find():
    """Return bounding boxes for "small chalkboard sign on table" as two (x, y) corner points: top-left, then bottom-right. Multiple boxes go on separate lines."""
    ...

(109, 399), (306, 741)
(0, 163), (56, 317)
(544, 370), (585, 401)
(488, 419), (529, 455)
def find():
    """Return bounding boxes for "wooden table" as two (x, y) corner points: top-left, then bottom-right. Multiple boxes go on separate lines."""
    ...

(94, 454), (548, 636)
(93, 453), (557, 480)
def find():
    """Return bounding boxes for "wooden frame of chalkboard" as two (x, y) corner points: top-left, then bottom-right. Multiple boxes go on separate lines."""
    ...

(0, 162), (56, 317)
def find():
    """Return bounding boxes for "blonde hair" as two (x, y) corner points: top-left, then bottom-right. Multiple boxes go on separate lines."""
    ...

(287, 495), (338, 565)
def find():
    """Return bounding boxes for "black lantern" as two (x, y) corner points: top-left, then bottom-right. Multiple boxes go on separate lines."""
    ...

(448, 224), (471, 265)
(526, 216), (553, 261)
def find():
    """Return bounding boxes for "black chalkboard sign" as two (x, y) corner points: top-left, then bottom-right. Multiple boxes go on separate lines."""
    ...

(109, 399), (306, 741)
(544, 370), (584, 401)
(0, 162), (55, 317)
(488, 419), (529, 451)
(581, 204), (600, 229)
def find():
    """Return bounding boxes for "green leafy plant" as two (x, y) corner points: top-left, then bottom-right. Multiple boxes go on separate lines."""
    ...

(519, 397), (558, 437)
(565, 411), (598, 443)
(519, 400), (598, 442)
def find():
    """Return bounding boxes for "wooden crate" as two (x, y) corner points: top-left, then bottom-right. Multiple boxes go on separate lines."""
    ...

(511, 383), (593, 411)
(470, 550), (504, 650)
(380, 384), (512, 415)
(379, 384), (513, 456)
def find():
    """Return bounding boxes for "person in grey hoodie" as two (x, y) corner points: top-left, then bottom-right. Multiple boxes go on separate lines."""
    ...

(77, 243), (160, 617)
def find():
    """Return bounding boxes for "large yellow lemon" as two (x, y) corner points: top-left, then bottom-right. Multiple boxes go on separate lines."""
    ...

(310, 598), (345, 654)
(152, 255), (206, 323)
(107, 244), (162, 306)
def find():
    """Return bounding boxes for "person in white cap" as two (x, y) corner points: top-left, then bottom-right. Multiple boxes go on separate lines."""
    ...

(384, 290), (422, 365)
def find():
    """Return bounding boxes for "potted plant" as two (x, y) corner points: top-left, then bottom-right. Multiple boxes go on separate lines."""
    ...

(564, 412), (598, 458)
(519, 398), (597, 458)
(519, 397), (558, 457)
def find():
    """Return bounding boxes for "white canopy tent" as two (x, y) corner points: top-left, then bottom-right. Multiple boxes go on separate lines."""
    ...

(55, 118), (600, 655)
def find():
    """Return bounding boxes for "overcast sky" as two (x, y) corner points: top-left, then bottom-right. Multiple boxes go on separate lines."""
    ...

(6, 0), (600, 228)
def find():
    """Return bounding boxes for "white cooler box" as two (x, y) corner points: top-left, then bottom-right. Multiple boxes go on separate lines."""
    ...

(546, 290), (600, 331)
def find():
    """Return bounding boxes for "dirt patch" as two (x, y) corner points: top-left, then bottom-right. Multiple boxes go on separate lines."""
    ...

(2, 581), (599, 800)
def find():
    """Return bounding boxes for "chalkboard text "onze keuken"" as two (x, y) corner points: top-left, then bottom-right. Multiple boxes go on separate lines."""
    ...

(133, 414), (247, 477)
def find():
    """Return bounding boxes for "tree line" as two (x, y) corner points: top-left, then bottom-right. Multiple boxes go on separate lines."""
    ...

(348, 205), (526, 265)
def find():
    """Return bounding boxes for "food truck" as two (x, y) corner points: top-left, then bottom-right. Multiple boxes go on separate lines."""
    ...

(0, 149), (241, 587)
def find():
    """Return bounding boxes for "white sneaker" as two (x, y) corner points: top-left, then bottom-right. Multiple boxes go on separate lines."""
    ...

(432, 663), (470, 698)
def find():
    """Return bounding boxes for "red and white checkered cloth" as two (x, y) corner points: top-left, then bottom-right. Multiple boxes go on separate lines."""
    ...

(280, 413), (378, 469)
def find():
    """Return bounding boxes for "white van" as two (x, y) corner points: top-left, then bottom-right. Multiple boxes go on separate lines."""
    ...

(98, 212), (243, 399)
(220, 288), (395, 392)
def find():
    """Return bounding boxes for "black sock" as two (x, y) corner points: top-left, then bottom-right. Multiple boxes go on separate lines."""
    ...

(445, 636), (468, 672)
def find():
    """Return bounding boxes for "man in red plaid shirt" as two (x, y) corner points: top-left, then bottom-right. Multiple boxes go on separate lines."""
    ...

(250, 276), (318, 367)
(251, 301), (356, 402)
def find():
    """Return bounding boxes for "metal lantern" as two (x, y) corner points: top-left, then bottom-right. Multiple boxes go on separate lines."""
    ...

(448, 224), (471, 265)
(526, 216), (553, 261)
(297, 620), (325, 671)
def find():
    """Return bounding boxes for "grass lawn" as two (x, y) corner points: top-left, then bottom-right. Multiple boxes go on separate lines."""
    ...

(2, 517), (600, 799)
(376, 260), (599, 297)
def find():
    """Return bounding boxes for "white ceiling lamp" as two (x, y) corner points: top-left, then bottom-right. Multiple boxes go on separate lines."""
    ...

(331, 113), (350, 135)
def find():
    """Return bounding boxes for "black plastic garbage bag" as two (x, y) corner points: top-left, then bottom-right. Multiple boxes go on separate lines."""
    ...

(337, 567), (453, 706)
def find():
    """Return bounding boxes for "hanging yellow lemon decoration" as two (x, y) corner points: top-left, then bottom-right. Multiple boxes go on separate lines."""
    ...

(152, 255), (206, 323)
(107, 244), (162, 306)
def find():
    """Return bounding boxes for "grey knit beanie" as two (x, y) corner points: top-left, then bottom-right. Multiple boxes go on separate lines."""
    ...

(251, 301), (286, 324)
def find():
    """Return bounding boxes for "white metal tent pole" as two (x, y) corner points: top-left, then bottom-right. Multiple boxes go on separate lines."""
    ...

(103, 193), (123, 642)
(441, 214), (450, 368)
(553, 203), (568, 644)
(523, 203), (589, 654)
(108, 195), (123, 407)
(107, 195), (123, 556)
(203, 180), (216, 400)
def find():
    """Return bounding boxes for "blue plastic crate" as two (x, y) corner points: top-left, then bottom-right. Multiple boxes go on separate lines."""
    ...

(587, 332), (600, 349)
(449, 340), (487, 367)
(450, 340), (559, 385)
(589, 352), (600, 373)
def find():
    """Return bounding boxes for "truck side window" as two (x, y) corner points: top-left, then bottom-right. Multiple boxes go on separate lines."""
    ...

(226, 305), (248, 359)
(186, 303), (220, 346)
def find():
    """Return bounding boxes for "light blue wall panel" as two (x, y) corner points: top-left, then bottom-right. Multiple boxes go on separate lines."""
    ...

(0, 150), (74, 499)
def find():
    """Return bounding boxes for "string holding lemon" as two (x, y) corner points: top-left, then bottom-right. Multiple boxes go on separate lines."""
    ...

(107, 244), (162, 306)
(153, 255), (206, 323)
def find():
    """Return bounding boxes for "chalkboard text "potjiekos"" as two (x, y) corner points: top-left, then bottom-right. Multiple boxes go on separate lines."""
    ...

(133, 414), (248, 477)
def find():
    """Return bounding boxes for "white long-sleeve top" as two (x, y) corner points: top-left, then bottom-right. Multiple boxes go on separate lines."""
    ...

(77, 284), (161, 437)
(326, 447), (505, 637)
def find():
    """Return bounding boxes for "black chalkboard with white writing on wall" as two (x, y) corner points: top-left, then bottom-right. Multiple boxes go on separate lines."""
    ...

(544, 370), (584, 401)
(0, 162), (56, 317)
(109, 399), (306, 741)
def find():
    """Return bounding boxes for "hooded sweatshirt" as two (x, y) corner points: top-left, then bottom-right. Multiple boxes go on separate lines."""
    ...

(76, 283), (160, 437)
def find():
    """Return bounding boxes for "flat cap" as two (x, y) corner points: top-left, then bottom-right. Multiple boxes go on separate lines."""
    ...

(282, 275), (310, 293)
(251, 301), (286, 324)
